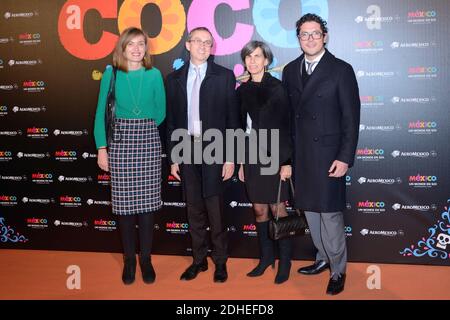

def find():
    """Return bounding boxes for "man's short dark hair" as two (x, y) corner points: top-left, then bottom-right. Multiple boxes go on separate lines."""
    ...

(295, 13), (328, 36)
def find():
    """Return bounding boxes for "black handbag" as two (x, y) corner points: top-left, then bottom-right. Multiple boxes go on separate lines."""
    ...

(105, 67), (118, 147)
(269, 178), (308, 240)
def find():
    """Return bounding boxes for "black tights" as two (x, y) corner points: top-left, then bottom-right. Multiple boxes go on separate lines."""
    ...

(118, 213), (155, 258)
(253, 203), (288, 222)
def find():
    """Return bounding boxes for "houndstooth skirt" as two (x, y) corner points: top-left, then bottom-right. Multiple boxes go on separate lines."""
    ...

(108, 118), (162, 215)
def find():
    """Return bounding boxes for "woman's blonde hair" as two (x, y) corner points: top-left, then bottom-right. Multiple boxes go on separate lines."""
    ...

(112, 27), (153, 72)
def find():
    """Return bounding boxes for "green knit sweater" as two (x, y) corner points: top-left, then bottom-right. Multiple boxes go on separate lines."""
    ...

(93, 65), (166, 149)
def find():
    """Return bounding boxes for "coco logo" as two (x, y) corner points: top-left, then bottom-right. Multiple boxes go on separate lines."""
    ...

(58, 0), (328, 58)
(0, 106), (7, 112)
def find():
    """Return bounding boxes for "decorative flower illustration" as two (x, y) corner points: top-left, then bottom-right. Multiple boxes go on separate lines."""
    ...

(0, 217), (28, 243)
(400, 199), (450, 260)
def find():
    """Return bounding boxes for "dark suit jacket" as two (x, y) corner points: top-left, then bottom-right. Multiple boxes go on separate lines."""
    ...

(282, 49), (360, 212)
(166, 60), (240, 197)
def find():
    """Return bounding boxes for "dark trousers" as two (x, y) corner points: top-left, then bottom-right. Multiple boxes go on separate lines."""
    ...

(118, 213), (155, 258)
(182, 164), (228, 265)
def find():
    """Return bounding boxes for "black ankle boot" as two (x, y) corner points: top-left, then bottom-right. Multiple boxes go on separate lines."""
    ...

(139, 255), (156, 284)
(122, 256), (136, 285)
(247, 221), (275, 277)
(275, 238), (292, 284)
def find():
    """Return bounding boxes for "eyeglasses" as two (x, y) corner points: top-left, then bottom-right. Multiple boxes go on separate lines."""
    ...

(298, 31), (323, 41)
(189, 38), (213, 47)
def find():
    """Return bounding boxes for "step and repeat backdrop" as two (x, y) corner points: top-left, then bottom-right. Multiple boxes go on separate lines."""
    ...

(0, 0), (449, 265)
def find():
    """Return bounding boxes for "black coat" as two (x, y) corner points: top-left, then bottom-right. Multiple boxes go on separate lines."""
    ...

(237, 72), (292, 166)
(166, 60), (241, 197)
(282, 50), (360, 212)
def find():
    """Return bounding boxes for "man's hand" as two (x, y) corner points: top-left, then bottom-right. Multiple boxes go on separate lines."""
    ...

(328, 160), (349, 178)
(222, 162), (235, 181)
(171, 163), (181, 181)
(97, 148), (109, 172)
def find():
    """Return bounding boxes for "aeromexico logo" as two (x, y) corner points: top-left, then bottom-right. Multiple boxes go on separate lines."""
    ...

(392, 203), (437, 212)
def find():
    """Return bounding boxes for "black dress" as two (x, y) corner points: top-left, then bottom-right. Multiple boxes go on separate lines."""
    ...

(237, 73), (292, 204)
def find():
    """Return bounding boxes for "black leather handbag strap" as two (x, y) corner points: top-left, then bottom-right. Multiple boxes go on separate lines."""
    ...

(275, 178), (300, 220)
(107, 67), (117, 103)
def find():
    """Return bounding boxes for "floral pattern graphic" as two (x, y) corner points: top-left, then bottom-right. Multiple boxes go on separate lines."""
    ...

(0, 217), (28, 243)
(400, 199), (450, 260)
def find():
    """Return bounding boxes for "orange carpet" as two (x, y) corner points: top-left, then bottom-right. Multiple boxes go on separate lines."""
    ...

(0, 249), (449, 300)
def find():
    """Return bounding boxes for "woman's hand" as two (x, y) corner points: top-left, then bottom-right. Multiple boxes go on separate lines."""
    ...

(280, 165), (292, 181)
(97, 148), (109, 172)
(238, 164), (245, 182)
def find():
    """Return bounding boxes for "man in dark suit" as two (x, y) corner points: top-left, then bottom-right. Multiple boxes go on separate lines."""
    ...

(166, 27), (240, 283)
(282, 14), (360, 295)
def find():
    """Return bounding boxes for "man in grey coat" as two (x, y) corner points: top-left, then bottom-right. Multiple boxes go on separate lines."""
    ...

(282, 13), (360, 295)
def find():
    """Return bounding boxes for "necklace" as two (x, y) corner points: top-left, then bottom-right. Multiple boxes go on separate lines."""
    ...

(126, 69), (144, 116)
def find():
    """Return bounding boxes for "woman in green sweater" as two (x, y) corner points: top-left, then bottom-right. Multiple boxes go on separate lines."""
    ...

(93, 27), (165, 285)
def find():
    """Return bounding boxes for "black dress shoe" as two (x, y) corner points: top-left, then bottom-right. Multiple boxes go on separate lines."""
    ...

(139, 255), (156, 284)
(180, 260), (208, 281)
(298, 260), (329, 275)
(213, 264), (228, 283)
(326, 273), (346, 295)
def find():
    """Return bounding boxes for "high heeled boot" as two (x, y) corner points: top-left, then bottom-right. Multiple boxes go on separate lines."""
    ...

(274, 237), (292, 284)
(139, 254), (156, 284)
(122, 255), (136, 285)
(247, 221), (275, 277)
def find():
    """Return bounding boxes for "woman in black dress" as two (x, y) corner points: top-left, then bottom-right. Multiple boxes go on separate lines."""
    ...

(237, 41), (293, 284)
